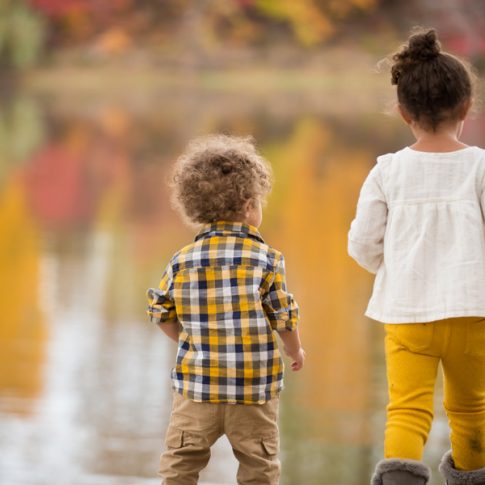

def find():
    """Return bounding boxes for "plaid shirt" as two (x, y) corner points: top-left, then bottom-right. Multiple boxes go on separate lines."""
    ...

(147, 221), (299, 404)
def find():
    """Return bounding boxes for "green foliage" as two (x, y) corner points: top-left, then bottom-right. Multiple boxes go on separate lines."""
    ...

(0, 1), (46, 69)
(255, 0), (334, 46)
(253, 0), (379, 46)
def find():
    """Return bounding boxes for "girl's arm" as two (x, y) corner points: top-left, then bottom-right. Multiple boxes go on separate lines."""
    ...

(348, 163), (388, 274)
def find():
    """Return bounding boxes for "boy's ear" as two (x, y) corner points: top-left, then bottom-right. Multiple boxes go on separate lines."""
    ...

(398, 104), (413, 125)
(243, 199), (253, 215)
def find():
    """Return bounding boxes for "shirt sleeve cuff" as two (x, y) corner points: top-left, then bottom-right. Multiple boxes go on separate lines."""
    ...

(267, 306), (299, 332)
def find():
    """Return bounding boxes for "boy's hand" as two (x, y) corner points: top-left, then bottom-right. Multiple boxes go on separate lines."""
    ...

(285, 347), (306, 371)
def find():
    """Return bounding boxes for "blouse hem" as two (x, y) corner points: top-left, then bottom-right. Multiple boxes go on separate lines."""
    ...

(365, 308), (485, 324)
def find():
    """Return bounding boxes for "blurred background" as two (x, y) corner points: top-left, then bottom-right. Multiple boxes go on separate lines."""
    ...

(0, 1), (484, 484)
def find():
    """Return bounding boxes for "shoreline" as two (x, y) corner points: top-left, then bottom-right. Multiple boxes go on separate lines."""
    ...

(22, 66), (386, 93)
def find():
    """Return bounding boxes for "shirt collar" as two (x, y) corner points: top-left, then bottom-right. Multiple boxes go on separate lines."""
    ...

(195, 221), (265, 244)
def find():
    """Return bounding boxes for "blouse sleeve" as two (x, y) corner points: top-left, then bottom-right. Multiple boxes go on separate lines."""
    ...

(348, 163), (388, 274)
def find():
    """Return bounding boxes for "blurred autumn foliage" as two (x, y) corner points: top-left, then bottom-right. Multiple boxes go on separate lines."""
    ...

(0, 0), (483, 70)
(27, 0), (377, 48)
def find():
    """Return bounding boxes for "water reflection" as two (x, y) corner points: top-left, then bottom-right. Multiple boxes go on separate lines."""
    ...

(0, 85), (483, 484)
(0, 178), (45, 416)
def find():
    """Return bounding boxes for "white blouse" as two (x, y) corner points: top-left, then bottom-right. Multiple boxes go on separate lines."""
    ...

(348, 146), (485, 323)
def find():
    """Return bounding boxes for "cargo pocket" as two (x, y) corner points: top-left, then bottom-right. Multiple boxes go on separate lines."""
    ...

(385, 323), (434, 353)
(165, 426), (184, 449)
(261, 433), (279, 456)
(465, 318), (485, 357)
(165, 426), (207, 448)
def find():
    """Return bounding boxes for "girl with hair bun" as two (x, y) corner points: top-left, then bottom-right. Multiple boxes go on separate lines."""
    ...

(349, 28), (485, 485)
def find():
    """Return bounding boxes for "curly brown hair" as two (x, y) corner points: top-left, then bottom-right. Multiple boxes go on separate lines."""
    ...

(170, 134), (273, 225)
(390, 28), (474, 131)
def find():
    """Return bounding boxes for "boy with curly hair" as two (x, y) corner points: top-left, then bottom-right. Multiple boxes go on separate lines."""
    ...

(147, 134), (304, 485)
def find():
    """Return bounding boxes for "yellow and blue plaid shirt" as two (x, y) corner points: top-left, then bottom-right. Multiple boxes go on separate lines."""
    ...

(147, 221), (299, 404)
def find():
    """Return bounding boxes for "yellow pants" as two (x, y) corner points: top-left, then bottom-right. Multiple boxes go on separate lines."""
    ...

(384, 316), (485, 470)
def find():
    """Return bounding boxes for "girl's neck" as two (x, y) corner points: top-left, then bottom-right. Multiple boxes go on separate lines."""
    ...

(409, 121), (468, 153)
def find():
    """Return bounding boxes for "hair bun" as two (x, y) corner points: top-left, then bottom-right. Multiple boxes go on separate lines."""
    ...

(390, 29), (442, 85)
(407, 29), (441, 61)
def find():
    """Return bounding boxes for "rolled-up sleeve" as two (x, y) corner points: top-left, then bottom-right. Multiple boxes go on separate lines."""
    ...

(262, 254), (299, 332)
(348, 163), (388, 274)
(147, 263), (177, 324)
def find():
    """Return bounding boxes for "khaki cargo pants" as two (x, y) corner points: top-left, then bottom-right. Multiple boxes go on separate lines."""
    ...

(159, 391), (280, 485)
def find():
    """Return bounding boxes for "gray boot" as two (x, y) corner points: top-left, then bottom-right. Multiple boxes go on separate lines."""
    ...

(439, 450), (485, 484)
(371, 458), (431, 485)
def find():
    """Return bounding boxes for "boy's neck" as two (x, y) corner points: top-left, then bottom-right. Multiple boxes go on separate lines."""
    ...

(219, 219), (258, 229)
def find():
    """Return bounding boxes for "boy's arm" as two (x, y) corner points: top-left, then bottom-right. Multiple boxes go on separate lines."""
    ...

(158, 321), (180, 343)
(147, 263), (179, 341)
(348, 163), (388, 274)
(262, 254), (299, 332)
(262, 254), (304, 371)
(278, 328), (305, 371)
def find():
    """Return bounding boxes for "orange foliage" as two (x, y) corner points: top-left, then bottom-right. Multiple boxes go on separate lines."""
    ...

(95, 28), (132, 55)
